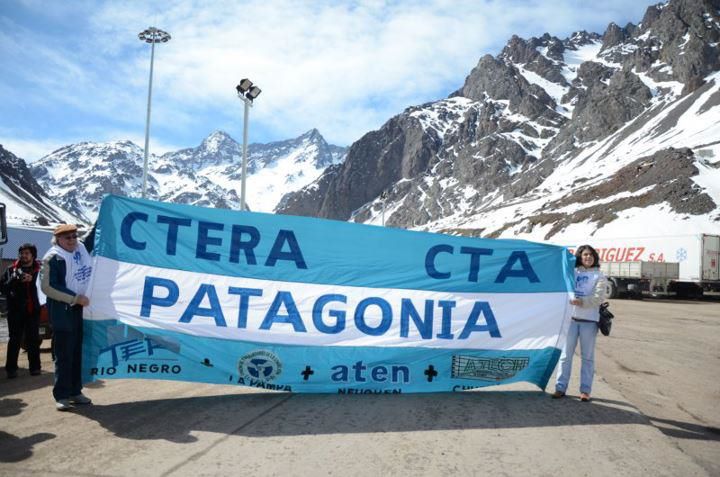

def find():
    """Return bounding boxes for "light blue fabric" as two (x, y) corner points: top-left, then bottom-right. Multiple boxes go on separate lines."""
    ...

(555, 320), (598, 394)
(82, 319), (563, 393)
(82, 195), (576, 393)
(94, 195), (576, 293)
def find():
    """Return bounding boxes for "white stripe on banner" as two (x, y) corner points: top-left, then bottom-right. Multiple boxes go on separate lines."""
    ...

(87, 256), (572, 351)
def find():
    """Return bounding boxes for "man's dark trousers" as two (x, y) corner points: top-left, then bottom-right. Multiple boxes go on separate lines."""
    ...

(52, 306), (83, 400)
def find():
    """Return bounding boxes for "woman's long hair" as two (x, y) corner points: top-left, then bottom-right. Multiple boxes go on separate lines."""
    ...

(575, 244), (599, 268)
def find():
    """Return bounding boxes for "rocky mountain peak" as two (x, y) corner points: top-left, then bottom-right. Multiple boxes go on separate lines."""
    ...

(299, 128), (323, 142)
(27, 128), (346, 221)
(597, 0), (720, 93)
(453, 54), (561, 124)
(564, 30), (602, 49)
(276, 0), (720, 241)
(200, 130), (238, 153)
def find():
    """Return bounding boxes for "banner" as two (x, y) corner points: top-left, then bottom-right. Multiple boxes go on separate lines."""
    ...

(83, 195), (575, 393)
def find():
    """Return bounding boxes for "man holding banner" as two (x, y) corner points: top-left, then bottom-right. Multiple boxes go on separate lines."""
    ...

(80, 195), (576, 395)
(41, 224), (93, 411)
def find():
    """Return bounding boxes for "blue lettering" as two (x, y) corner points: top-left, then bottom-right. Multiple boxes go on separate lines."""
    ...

(196, 221), (224, 261)
(312, 294), (347, 334)
(399, 299), (433, 339)
(460, 246), (493, 282)
(331, 365), (349, 382)
(436, 300), (456, 339)
(330, 363), (408, 383)
(354, 297), (392, 336)
(179, 284), (227, 327)
(229, 225), (260, 264)
(265, 230), (307, 269)
(260, 291), (307, 332)
(228, 287), (263, 328)
(157, 215), (192, 255)
(352, 361), (367, 382)
(458, 301), (501, 338)
(121, 212), (148, 250)
(495, 251), (540, 283)
(371, 366), (388, 382)
(425, 244), (453, 279)
(391, 365), (410, 383)
(140, 276), (178, 317)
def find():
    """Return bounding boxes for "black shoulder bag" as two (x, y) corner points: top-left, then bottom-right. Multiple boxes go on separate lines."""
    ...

(598, 302), (614, 336)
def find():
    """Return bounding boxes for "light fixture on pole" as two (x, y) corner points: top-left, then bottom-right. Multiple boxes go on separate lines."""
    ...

(236, 78), (262, 211)
(138, 26), (171, 199)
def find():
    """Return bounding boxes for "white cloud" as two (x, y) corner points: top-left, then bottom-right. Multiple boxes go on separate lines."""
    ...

(3, 0), (658, 148)
(0, 137), (66, 162)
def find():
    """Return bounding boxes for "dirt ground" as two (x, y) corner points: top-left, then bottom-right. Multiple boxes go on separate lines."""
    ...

(0, 297), (718, 476)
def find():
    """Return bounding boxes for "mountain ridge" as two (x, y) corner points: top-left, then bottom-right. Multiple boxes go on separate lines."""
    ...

(275, 0), (720, 242)
(29, 129), (347, 222)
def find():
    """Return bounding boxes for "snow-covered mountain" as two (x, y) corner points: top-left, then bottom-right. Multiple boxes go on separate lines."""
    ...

(0, 144), (83, 227)
(277, 0), (720, 242)
(30, 129), (346, 222)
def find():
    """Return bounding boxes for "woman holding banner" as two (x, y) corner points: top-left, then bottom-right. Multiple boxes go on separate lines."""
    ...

(553, 245), (607, 402)
(40, 224), (93, 411)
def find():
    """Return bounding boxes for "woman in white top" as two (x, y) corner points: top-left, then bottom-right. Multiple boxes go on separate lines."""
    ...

(553, 245), (607, 402)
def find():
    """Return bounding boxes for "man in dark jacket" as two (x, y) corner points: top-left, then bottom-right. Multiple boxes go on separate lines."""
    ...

(1, 243), (42, 378)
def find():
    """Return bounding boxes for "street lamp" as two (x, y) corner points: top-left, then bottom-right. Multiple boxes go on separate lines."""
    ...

(138, 26), (171, 199)
(236, 78), (262, 211)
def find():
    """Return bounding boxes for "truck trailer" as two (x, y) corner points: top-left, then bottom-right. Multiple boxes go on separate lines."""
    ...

(556, 234), (720, 298)
(599, 261), (680, 298)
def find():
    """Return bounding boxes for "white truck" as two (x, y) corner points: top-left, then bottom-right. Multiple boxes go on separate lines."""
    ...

(557, 234), (720, 298)
(599, 261), (679, 298)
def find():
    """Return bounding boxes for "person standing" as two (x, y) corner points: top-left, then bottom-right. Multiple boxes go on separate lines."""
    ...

(1, 243), (42, 378)
(553, 244), (608, 402)
(40, 224), (93, 411)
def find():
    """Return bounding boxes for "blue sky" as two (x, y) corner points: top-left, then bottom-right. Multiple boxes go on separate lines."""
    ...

(0, 0), (660, 161)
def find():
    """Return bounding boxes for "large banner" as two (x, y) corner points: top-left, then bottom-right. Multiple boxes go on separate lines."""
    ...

(83, 195), (575, 393)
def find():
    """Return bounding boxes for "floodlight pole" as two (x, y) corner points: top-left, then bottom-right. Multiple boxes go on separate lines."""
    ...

(141, 40), (156, 199)
(236, 79), (260, 211)
(138, 27), (171, 198)
(240, 95), (252, 211)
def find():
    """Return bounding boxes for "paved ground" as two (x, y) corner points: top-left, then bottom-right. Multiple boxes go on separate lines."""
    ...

(0, 298), (718, 476)
(593, 297), (720, 475)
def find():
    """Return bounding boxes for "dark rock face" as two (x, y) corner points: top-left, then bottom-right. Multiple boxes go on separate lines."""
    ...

(452, 55), (562, 124)
(547, 70), (653, 158)
(274, 164), (341, 216)
(315, 115), (442, 221)
(599, 0), (720, 92)
(500, 34), (568, 85)
(600, 22), (634, 51)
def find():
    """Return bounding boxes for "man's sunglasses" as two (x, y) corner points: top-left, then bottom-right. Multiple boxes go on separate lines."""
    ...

(60, 234), (78, 239)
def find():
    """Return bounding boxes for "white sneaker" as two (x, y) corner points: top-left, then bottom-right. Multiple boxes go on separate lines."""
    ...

(56, 399), (75, 411)
(70, 393), (92, 405)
